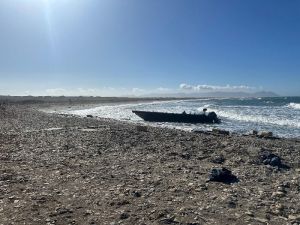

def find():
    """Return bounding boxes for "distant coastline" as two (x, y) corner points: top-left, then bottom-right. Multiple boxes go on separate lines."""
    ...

(0, 90), (283, 106)
(0, 96), (189, 105)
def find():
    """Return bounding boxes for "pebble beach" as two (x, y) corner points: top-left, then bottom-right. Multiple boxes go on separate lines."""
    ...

(1, 101), (300, 225)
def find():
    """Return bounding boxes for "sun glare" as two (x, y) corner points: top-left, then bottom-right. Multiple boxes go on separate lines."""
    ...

(41, 0), (56, 52)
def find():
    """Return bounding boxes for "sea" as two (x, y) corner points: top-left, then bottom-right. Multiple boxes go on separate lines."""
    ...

(63, 97), (300, 138)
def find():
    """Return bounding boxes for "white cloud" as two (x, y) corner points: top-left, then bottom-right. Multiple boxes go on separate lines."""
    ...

(77, 88), (101, 95)
(131, 88), (145, 94)
(46, 88), (68, 96)
(179, 83), (194, 90)
(156, 87), (171, 92)
(38, 83), (258, 97)
(179, 83), (255, 92)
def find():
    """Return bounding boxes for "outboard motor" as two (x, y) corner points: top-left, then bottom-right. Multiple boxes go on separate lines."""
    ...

(207, 111), (220, 123)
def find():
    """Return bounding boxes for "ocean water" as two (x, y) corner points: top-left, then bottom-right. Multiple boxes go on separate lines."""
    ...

(62, 97), (300, 138)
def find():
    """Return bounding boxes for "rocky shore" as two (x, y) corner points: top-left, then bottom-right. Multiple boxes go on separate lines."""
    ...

(1, 104), (300, 225)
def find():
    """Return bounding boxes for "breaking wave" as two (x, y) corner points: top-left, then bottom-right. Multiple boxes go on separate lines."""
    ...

(214, 108), (300, 128)
(287, 103), (300, 110)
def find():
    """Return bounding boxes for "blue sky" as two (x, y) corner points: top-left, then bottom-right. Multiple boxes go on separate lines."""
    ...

(0, 0), (299, 96)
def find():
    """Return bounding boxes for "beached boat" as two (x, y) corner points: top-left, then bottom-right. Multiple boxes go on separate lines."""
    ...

(132, 110), (220, 124)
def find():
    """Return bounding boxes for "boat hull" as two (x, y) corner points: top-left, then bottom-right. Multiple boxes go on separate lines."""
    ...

(132, 110), (220, 124)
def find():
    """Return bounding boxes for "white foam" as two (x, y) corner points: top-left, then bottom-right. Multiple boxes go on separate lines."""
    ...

(287, 103), (300, 110)
(196, 104), (214, 111)
(215, 109), (300, 128)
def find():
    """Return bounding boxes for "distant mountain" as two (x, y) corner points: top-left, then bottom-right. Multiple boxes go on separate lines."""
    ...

(250, 91), (279, 97)
(142, 91), (279, 98)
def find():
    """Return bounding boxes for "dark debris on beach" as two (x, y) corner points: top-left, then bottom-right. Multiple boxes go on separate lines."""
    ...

(0, 104), (300, 225)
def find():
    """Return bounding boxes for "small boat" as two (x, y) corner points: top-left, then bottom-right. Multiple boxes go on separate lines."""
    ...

(132, 110), (220, 124)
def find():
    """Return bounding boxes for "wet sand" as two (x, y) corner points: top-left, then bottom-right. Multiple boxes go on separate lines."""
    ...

(0, 103), (300, 225)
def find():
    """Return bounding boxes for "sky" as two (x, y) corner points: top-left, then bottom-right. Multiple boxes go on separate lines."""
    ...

(0, 0), (299, 96)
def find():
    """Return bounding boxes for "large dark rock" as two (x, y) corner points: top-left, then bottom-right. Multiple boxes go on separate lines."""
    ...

(258, 131), (273, 138)
(208, 168), (238, 184)
(211, 155), (225, 164)
(120, 212), (129, 220)
(259, 151), (289, 168)
(208, 111), (220, 123)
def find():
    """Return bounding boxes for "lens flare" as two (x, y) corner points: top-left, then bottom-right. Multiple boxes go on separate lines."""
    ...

(43, 0), (56, 52)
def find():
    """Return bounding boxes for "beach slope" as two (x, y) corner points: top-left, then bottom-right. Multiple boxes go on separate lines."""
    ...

(0, 103), (300, 225)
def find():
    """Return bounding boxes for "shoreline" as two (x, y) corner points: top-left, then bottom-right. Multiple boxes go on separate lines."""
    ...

(0, 103), (300, 224)
(41, 100), (300, 141)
